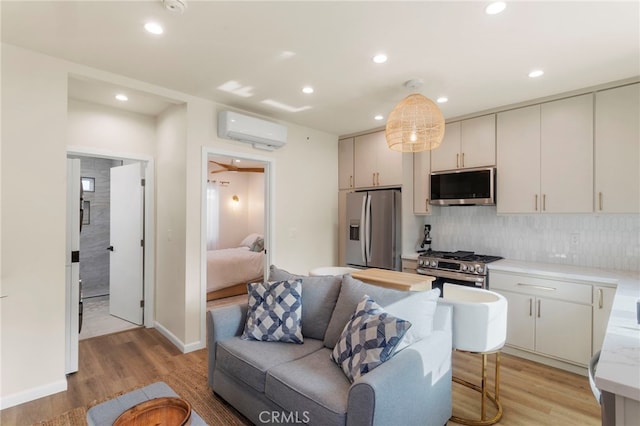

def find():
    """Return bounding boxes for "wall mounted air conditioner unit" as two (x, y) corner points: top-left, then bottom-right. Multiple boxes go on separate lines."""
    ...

(217, 111), (288, 151)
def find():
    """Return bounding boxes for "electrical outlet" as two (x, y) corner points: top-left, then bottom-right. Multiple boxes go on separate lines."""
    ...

(570, 233), (580, 246)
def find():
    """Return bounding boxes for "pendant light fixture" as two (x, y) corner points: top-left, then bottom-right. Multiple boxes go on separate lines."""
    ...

(385, 79), (445, 152)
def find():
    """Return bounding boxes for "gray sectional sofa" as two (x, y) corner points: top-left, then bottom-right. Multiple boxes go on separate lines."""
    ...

(207, 267), (453, 426)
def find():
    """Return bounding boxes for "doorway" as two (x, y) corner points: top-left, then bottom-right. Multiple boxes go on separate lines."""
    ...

(65, 149), (155, 373)
(202, 149), (274, 315)
(67, 154), (145, 340)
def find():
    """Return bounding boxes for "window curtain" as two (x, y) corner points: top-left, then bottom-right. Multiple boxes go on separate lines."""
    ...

(206, 181), (219, 250)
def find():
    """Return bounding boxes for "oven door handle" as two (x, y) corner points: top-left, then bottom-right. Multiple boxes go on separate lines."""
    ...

(416, 268), (485, 284)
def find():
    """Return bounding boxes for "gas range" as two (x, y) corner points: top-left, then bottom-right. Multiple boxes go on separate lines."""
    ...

(416, 250), (502, 289)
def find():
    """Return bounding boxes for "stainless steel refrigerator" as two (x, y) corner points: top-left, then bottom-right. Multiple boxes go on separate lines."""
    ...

(345, 189), (401, 271)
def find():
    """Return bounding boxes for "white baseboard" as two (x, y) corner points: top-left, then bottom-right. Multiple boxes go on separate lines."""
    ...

(502, 346), (588, 376)
(0, 379), (67, 410)
(153, 321), (205, 354)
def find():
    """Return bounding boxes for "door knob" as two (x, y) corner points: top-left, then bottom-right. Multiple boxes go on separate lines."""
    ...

(107, 246), (114, 251)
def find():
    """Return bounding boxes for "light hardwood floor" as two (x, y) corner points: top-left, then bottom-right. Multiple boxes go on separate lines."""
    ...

(1, 322), (601, 425)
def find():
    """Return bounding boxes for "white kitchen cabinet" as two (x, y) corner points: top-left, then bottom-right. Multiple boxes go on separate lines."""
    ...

(497, 94), (593, 213)
(497, 105), (541, 213)
(592, 285), (615, 355)
(595, 83), (640, 213)
(540, 94), (594, 213)
(338, 137), (355, 190)
(431, 115), (496, 172)
(490, 270), (593, 366)
(354, 131), (402, 188)
(413, 150), (431, 214)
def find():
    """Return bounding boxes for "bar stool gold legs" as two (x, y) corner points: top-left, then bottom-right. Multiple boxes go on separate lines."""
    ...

(450, 350), (503, 426)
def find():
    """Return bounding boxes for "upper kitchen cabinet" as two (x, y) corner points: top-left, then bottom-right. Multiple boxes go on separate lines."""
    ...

(431, 115), (496, 171)
(595, 83), (640, 213)
(354, 131), (403, 188)
(338, 137), (355, 190)
(540, 94), (593, 213)
(497, 94), (593, 213)
(413, 150), (431, 214)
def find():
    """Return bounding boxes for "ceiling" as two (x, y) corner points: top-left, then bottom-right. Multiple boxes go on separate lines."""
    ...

(2, 1), (639, 136)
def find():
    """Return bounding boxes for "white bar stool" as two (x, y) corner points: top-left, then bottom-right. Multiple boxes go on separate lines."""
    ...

(441, 283), (508, 425)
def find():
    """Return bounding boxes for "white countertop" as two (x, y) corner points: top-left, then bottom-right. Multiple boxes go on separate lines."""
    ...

(489, 259), (640, 402)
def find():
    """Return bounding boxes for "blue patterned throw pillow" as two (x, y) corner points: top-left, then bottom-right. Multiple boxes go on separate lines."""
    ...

(242, 280), (303, 344)
(331, 295), (412, 382)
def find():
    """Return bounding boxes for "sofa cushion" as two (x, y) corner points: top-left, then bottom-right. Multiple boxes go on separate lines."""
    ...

(331, 296), (412, 382)
(265, 348), (350, 426)
(216, 337), (324, 393)
(269, 265), (342, 341)
(242, 279), (303, 344)
(324, 275), (423, 348)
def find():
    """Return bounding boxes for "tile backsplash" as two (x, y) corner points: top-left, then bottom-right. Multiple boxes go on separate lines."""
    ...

(424, 206), (640, 272)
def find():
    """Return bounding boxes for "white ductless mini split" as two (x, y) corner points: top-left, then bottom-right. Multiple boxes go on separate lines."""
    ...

(217, 111), (288, 151)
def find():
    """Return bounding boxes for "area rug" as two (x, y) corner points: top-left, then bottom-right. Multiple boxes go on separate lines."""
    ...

(32, 361), (250, 426)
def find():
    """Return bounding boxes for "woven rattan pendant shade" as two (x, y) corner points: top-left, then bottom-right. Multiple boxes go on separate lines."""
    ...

(385, 93), (445, 152)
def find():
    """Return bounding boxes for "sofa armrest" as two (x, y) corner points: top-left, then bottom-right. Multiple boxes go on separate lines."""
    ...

(207, 304), (247, 388)
(347, 305), (453, 426)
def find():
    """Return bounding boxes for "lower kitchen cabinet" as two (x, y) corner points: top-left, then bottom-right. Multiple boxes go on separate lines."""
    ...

(402, 258), (418, 274)
(491, 270), (602, 368)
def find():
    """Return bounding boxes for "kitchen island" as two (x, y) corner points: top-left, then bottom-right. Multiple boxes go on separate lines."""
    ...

(351, 268), (434, 291)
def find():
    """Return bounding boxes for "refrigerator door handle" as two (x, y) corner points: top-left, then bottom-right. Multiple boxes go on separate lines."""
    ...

(360, 195), (367, 264)
(365, 194), (372, 263)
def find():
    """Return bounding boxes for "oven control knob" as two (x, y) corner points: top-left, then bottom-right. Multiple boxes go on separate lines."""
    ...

(430, 261), (437, 267)
(461, 264), (468, 271)
(475, 265), (483, 274)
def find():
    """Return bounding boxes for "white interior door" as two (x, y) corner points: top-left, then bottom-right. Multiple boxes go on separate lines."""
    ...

(65, 159), (81, 374)
(109, 162), (144, 325)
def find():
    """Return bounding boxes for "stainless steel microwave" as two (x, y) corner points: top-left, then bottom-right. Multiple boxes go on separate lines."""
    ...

(430, 167), (496, 205)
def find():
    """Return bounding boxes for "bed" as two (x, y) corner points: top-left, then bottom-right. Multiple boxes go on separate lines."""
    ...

(206, 234), (265, 301)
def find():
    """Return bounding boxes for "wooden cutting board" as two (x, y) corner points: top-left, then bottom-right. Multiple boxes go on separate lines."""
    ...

(351, 268), (434, 292)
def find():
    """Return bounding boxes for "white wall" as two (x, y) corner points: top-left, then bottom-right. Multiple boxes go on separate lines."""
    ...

(67, 99), (157, 155)
(247, 173), (265, 236)
(1, 43), (69, 407)
(0, 44), (339, 407)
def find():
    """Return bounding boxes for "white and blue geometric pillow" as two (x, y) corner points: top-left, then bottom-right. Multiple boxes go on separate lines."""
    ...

(331, 295), (412, 382)
(242, 279), (303, 344)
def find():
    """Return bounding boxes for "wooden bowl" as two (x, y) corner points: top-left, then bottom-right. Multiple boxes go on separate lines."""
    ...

(113, 397), (192, 426)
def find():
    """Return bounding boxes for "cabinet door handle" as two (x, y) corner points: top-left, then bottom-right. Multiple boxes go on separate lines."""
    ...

(456, 153), (460, 168)
(372, 173), (376, 186)
(350, 175), (353, 188)
(537, 299), (541, 318)
(535, 194), (538, 211)
(425, 198), (429, 212)
(529, 298), (533, 317)
(599, 192), (603, 211)
(517, 283), (556, 292)
(461, 152), (465, 168)
(377, 172), (380, 186)
(542, 194), (546, 211)
(598, 288), (603, 309)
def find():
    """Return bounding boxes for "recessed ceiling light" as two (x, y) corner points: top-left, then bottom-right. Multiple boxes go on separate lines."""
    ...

(302, 86), (314, 94)
(115, 94), (128, 101)
(374, 115), (384, 121)
(528, 69), (545, 78)
(372, 54), (388, 64)
(437, 97), (448, 103)
(144, 22), (164, 35)
(485, 2), (506, 15)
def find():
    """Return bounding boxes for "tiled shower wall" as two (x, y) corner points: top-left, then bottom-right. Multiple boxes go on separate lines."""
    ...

(78, 157), (122, 298)
(423, 206), (640, 272)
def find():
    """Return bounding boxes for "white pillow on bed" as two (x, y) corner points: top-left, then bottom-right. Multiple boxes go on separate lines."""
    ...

(239, 233), (262, 248)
